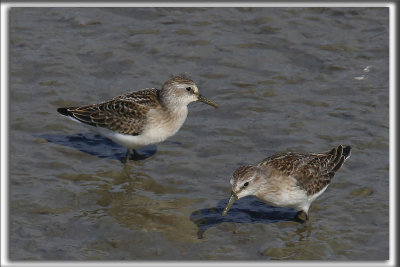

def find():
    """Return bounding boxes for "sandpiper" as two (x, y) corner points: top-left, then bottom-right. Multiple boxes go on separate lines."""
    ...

(57, 76), (218, 163)
(222, 145), (351, 221)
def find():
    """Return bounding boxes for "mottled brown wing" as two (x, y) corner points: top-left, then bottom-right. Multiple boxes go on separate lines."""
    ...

(259, 146), (350, 195)
(65, 89), (160, 135)
(110, 88), (159, 104)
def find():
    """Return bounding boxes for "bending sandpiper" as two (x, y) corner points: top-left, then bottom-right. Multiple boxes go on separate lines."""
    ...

(222, 145), (351, 221)
(57, 76), (218, 162)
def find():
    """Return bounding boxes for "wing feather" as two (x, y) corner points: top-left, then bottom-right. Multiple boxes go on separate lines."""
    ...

(60, 89), (160, 135)
(259, 145), (351, 195)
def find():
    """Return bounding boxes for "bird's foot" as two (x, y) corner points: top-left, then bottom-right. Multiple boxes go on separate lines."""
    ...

(295, 211), (309, 222)
(131, 150), (148, 161)
(123, 149), (149, 163)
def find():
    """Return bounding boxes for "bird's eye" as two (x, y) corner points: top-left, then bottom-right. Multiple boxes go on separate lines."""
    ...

(186, 87), (192, 92)
(244, 182), (249, 187)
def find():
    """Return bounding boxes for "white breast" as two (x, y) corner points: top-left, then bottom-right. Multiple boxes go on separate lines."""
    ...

(258, 174), (323, 213)
(101, 106), (188, 149)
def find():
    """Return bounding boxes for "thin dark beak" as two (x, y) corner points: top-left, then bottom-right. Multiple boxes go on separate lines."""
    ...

(197, 94), (218, 108)
(222, 192), (238, 216)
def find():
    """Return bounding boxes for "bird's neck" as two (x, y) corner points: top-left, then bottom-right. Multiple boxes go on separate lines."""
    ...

(160, 101), (189, 133)
(159, 91), (189, 114)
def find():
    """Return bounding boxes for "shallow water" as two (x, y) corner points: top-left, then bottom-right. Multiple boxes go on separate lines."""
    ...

(9, 7), (389, 260)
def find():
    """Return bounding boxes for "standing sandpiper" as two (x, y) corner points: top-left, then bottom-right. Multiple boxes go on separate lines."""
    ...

(222, 145), (351, 221)
(57, 76), (218, 163)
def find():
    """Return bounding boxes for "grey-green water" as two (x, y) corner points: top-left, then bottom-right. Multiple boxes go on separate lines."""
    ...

(9, 7), (389, 260)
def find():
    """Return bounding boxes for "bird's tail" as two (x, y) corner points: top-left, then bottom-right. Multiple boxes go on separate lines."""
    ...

(330, 145), (351, 172)
(57, 107), (74, 117)
(342, 145), (351, 160)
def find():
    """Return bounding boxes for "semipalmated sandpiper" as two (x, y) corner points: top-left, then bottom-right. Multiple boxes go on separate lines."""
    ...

(57, 76), (218, 162)
(222, 145), (351, 221)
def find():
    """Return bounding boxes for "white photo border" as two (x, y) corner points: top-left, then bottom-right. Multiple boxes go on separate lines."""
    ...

(1, 1), (396, 267)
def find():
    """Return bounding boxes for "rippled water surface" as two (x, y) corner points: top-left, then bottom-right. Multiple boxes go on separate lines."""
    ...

(9, 7), (389, 260)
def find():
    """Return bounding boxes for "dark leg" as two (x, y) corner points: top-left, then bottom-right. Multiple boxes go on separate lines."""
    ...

(124, 149), (130, 163)
(295, 210), (309, 222)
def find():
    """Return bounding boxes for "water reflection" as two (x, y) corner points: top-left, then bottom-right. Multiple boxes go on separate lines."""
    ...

(190, 196), (301, 239)
(60, 166), (200, 244)
(295, 223), (313, 241)
(37, 133), (157, 162)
